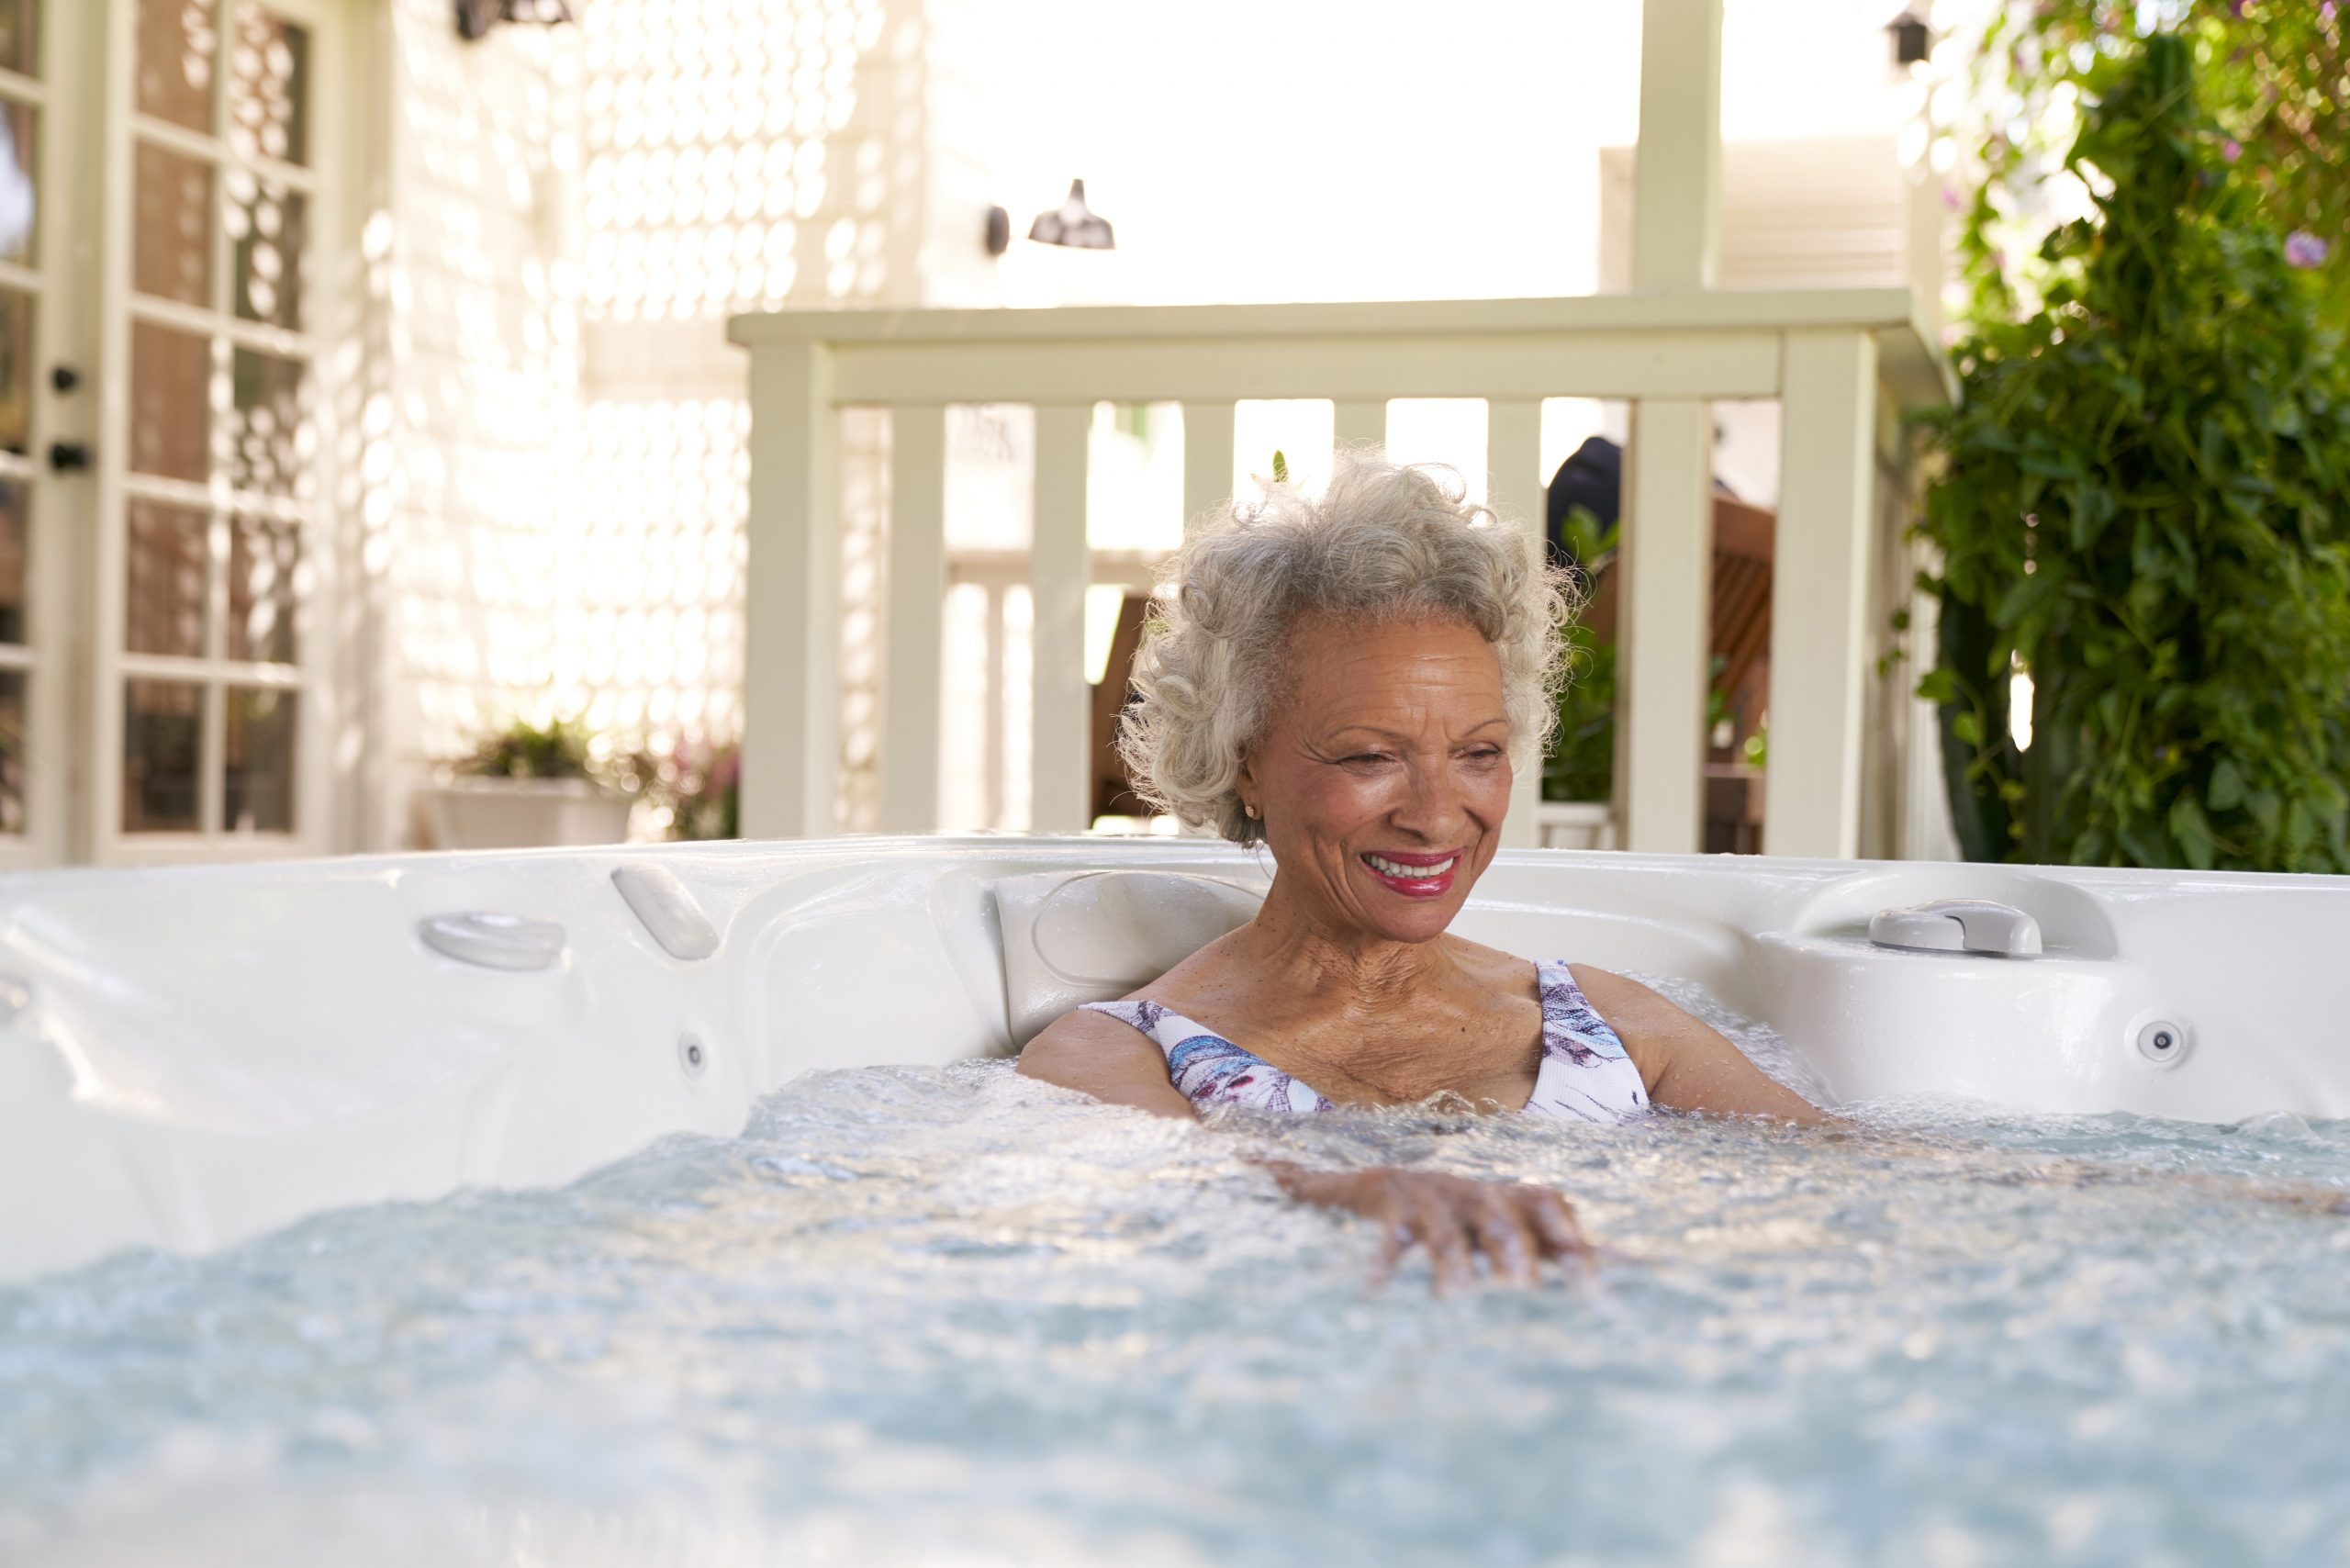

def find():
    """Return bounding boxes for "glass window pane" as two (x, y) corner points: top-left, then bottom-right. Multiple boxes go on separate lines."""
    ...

(134, 140), (212, 307)
(228, 347), (308, 498)
(130, 320), (211, 482)
(0, 287), (28, 456)
(126, 500), (207, 657)
(224, 685), (294, 833)
(226, 169), (303, 330)
(124, 678), (202, 833)
(227, 513), (297, 664)
(0, 98), (34, 266)
(0, 667), (23, 834)
(0, 478), (25, 644)
(137, 0), (215, 132)
(228, 6), (306, 167)
(0, 0), (37, 79)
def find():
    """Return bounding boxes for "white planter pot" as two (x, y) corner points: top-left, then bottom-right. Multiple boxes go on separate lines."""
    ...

(416, 779), (635, 851)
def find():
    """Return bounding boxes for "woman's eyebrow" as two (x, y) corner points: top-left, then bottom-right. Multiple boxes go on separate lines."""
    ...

(1318, 715), (1510, 745)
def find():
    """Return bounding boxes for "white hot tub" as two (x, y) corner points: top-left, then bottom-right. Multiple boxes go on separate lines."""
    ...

(3, 835), (2345, 1285)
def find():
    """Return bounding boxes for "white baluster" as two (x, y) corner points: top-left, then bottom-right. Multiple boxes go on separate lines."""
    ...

(1618, 399), (1711, 855)
(984, 582), (1007, 831)
(1181, 399), (1236, 538)
(881, 405), (947, 834)
(1332, 398), (1387, 455)
(1768, 329), (1880, 859)
(741, 342), (839, 838)
(1485, 398), (1548, 850)
(1030, 405), (1092, 834)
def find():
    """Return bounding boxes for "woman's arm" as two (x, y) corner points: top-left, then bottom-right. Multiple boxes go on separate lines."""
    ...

(1016, 1010), (1199, 1119)
(1572, 966), (1832, 1126)
(1018, 1009), (1596, 1287)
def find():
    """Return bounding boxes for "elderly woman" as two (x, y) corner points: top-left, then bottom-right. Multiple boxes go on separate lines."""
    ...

(1019, 454), (1825, 1288)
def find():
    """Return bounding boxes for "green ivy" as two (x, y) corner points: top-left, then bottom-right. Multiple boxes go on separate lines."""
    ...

(1956, 0), (2347, 333)
(1919, 31), (2350, 872)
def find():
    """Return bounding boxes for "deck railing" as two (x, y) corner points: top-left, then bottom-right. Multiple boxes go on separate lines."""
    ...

(728, 288), (1948, 856)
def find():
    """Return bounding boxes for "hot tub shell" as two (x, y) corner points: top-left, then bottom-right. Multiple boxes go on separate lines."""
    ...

(2, 836), (2344, 1285)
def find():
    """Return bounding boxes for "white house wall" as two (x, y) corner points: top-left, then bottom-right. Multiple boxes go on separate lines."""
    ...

(359, 0), (584, 850)
(341, 0), (1944, 849)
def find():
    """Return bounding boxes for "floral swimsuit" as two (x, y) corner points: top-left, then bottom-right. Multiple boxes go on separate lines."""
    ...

(1080, 958), (1651, 1124)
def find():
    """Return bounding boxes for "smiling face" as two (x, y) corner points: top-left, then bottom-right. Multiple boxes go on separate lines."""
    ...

(1235, 611), (1514, 946)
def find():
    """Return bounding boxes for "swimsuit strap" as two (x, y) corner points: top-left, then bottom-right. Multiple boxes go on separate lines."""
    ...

(1080, 1000), (1334, 1114)
(1526, 960), (1651, 1123)
(1075, 960), (1650, 1125)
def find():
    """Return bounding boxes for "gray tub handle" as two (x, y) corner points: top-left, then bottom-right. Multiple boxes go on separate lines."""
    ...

(1869, 898), (2043, 958)
(418, 912), (567, 971)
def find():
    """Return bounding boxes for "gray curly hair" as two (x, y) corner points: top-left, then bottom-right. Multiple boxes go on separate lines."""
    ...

(1116, 452), (1574, 845)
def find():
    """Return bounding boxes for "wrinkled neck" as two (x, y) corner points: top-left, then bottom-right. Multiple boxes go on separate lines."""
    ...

(1237, 870), (1459, 1014)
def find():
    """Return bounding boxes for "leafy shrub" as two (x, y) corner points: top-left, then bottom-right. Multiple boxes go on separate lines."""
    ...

(1919, 32), (2350, 871)
(1541, 507), (1619, 804)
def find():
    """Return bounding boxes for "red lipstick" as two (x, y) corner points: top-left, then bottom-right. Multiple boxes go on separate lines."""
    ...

(1358, 848), (1462, 900)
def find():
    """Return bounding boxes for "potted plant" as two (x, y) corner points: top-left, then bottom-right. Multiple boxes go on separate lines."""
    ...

(415, 715), (639, 850)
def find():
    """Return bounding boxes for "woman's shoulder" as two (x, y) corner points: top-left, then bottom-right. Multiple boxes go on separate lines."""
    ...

(1435, 933), (1547, 992)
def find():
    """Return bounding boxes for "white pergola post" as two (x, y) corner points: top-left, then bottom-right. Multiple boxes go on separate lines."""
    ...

(880, 404), (947, 834)
(1632, 0), (1724, 294)
(1332, 398), (1387, 454)
(1618, 400), (1713, 854)
(740, 342), (840, 839)
(1030, 403), (1093, 833)
(1614, 0), (1724, 855)
(1485, 398), (1547, 849)
(1767, 329), (1880, 858)
(1181, 399), (1236, 536)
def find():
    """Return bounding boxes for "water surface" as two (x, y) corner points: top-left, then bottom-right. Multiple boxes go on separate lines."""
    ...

(6, 1010), (2350, 1566)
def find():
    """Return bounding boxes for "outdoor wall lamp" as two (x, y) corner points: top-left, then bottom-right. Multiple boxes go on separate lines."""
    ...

(455, 0), (576, 42)
(1026, 180), (1115, 250)
(1886, 9), (1930, 66)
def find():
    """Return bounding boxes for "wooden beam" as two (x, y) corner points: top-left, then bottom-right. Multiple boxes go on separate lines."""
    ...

(827, 332), (1782, 408)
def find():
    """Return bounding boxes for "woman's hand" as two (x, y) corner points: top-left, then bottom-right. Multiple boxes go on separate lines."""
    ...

(1260, 1161), (1595, 1292)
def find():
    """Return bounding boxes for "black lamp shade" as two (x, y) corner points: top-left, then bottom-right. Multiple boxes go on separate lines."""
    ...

(1887, 11), (1930, 66)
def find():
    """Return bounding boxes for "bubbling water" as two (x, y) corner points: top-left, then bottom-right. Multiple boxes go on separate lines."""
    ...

(4, 1001), (2349, 1567)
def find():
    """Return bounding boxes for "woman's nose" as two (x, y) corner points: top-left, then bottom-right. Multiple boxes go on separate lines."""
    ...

(1389, 757), (1479, 838)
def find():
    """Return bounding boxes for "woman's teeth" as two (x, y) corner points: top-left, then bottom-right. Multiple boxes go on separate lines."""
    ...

(1364, 854), (1457, 879)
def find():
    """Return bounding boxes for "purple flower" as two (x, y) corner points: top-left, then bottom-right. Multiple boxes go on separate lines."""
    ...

(2286, 230), (2331, 269)
(2323, 0), (2337, 22)
(2221, 138), (2242, 162)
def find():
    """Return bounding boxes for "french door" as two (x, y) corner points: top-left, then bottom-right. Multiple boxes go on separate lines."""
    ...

(94, 0), (347, 862)
(0, 0), (77, 864)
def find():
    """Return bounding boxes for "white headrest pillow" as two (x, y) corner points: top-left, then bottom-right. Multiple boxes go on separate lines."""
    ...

(992, 868), (1265, 1047)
